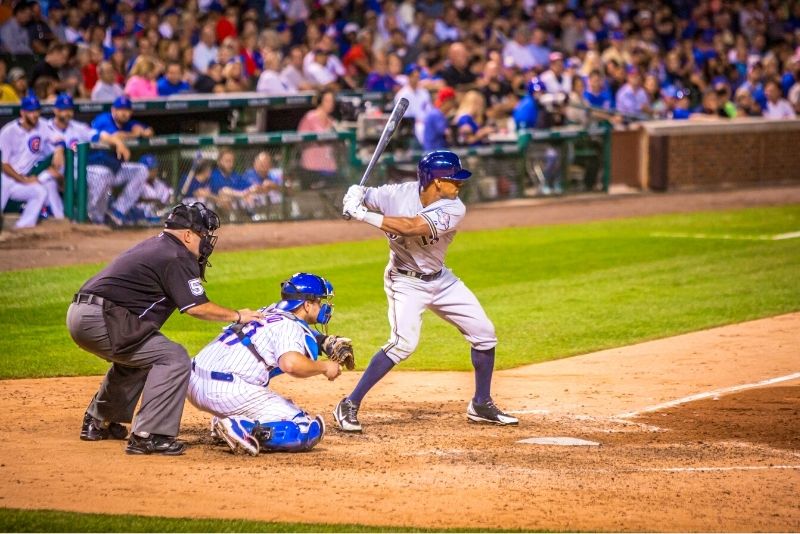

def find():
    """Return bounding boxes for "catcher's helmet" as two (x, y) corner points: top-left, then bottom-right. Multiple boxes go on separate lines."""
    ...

(276, 272), (334, 324)
(417, 150), (472, 190)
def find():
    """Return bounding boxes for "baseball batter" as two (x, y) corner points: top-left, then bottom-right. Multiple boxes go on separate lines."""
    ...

(0, 94), (63, 228)
(334, 150), (518, 432)
(188, 273), (352, 454)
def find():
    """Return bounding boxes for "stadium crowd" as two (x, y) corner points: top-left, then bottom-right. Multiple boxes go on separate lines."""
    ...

(0, 0), (798, 122)
(2, 0), (800, 230)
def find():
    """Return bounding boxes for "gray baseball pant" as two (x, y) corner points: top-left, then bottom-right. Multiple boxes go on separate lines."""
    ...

(66, 302), (191, 437)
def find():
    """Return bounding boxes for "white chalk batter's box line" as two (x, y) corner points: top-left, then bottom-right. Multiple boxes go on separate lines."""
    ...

(650, 230), (800, 241)
(615, 371), (800, 419)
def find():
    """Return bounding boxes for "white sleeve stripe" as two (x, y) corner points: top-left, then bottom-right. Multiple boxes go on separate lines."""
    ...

(421, 213), (437, 239)
(179, 302), (198, 312)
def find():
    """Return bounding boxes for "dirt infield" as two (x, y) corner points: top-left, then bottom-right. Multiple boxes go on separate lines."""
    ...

(0, 313), (798, 531)
(1, 187), (798, 530)
(2, 184), (800, 271)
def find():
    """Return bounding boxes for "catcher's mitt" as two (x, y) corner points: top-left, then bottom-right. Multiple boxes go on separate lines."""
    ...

(321, 335), (355, 370)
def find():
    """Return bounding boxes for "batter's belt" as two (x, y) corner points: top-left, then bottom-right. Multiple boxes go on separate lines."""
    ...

(393, 268), (443, 282)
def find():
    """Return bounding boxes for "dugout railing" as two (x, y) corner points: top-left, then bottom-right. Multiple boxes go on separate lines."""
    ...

(47, 123), (610, 228)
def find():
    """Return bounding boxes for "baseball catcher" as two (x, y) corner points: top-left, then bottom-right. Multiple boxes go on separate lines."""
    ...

(188, 272), (355, 454)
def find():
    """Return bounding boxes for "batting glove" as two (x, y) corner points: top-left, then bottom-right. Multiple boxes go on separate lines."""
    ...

(342, 200), (368, 221)
(342, 185), (366, 207)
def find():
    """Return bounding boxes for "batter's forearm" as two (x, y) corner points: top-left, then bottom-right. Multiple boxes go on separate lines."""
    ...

(379, 215), (431, 237)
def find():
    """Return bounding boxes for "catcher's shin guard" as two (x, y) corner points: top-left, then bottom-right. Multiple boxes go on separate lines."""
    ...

(252, 416), (324, 452)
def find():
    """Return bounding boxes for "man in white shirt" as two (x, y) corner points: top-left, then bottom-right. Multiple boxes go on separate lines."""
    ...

(91, 61), (125, 102)
(281, 46), (316, 91)
(0, 95), (62, 228)
(193, 23), (219, 74)
(540, 52), (573, 96)
(502, 26), (537, 71)
(395, 65), (432, 144)
(304, 49), (338, 88)
(257, 49), (293, 94)
(762, 79), (797, 119)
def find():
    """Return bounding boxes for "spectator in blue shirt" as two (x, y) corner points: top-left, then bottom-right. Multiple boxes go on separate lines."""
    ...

(179, 158), (216, 200)
(513, 77), (544, 130)
(454, 90), (494, 146)
(209, 148), (248, 194)
(584, 70), (614, 110)
(157, 62), (192, 96)
(365, 53), (399, 93)
(422, 86), (456, 151)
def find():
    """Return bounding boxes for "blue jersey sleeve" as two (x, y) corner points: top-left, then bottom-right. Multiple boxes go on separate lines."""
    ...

(90, 113), (116, 142)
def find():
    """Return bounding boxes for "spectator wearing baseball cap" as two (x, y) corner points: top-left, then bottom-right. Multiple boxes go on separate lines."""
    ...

(422, 86), (456, 151)
(540, 52), (572, 96)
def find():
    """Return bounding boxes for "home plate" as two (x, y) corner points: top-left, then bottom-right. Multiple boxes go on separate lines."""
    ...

(517, 437), (601, 446)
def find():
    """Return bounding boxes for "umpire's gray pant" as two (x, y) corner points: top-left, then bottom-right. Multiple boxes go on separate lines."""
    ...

(66, 302), (191, 437)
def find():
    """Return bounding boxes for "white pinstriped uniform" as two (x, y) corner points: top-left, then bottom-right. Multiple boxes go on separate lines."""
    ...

(39, 118), (95, 219)
(363, 181), (496, 364)
(0, 119), (59, 227)
(187, 306), (319, 426)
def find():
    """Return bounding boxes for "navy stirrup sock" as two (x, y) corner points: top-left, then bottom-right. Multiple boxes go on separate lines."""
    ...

(348, 349), (396, 406)
(471, 347), (495, 404)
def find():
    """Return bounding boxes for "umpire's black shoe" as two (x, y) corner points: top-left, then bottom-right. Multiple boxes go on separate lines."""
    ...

(125, 433), (186, 456)
(467, 399), (519, 426)
(80, 412), (129, 441)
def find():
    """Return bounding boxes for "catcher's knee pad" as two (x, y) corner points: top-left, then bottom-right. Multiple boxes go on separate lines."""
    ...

(252, 416), (324, 452)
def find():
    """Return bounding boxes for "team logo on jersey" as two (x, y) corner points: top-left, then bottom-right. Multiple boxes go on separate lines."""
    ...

(28, 136), (42, 153)
(69, 139), (79, 151)
(434, 209), (451, 231)
(188, 278), (205, 296)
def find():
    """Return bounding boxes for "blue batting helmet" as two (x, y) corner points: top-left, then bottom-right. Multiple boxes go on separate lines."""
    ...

(276, 272), (334, 324)
(140, 154), (157, 169)
(417, 150), (472, 189)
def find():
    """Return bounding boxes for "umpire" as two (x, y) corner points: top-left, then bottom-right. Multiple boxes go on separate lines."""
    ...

(67, 202), (263, 456)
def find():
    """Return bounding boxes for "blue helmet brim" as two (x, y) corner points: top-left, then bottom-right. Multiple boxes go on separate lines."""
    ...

(276, 299), (304, 312)
(452, 169), (472, 180)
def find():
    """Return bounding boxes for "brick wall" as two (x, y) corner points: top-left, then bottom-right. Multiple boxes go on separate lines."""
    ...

(618, 119), (800, 190)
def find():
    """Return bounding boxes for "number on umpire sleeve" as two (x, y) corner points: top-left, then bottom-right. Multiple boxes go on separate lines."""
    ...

(188, 278), (205, 296)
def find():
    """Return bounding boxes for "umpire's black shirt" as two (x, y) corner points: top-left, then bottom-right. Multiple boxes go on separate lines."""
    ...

(80, 232), (210, 328)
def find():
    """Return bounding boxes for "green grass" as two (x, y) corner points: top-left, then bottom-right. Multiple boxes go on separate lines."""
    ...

(0, 508), (526, 532)
(1, 205), (798, 379)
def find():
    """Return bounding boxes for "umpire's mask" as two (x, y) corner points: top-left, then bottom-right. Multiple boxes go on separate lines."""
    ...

(164, 202), (220, 281)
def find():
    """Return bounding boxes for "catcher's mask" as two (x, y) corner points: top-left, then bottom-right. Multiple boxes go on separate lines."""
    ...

(164, 202), (220, 281)
(276, 272), (334, 325)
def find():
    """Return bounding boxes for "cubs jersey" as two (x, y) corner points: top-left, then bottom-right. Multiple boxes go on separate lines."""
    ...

(364, 181), (466, 274)
(192, 306), (319, 387)
(0, 119), (60, 176)
(48, 118), (95, 152)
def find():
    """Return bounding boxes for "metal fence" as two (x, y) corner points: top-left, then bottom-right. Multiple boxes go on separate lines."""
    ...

(63, 131), (358, 226)
(49, 124), (610, 228)
(367, 124), (611, 202)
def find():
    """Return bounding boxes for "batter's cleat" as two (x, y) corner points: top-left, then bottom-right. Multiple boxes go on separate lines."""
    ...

(214, 417), (260, 456)
(467, 399), (519, 426)
(80, 412), (128, 441)
(125, 433), (186, 455)
(210, 416), (221, 441)
(332, 397), (362, 433)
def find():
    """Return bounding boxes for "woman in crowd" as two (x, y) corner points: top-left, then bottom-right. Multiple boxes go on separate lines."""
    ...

(125, 56), (160, 99)
(454, 90), (495, 146)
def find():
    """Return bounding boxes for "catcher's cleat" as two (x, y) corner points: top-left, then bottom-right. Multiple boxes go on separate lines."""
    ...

(332, 397), (362, 433)
(214, 417), (260, 456)
(467, 399), (519, 426)
(125, 433), (186, 455)
(80, 412), (128, 441)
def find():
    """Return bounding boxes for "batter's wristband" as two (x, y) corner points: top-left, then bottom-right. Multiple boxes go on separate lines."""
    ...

(235, 310), (241, 323)
(363, 212), (384, 229)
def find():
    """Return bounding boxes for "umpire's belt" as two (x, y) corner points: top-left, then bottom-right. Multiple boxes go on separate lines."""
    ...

(72, 293), (105, 306)
(394, 268), (442, 282)
(191, 361), (234, 382)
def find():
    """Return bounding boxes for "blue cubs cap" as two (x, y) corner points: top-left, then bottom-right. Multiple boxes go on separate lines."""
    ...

(405, 63), (421, 75)
(54, 92), (74, 109)
(112, 95), (132, 109)
(140, 154), (157, 169)
(20, 94), (40, 112)
(527, 77), (545, 95)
